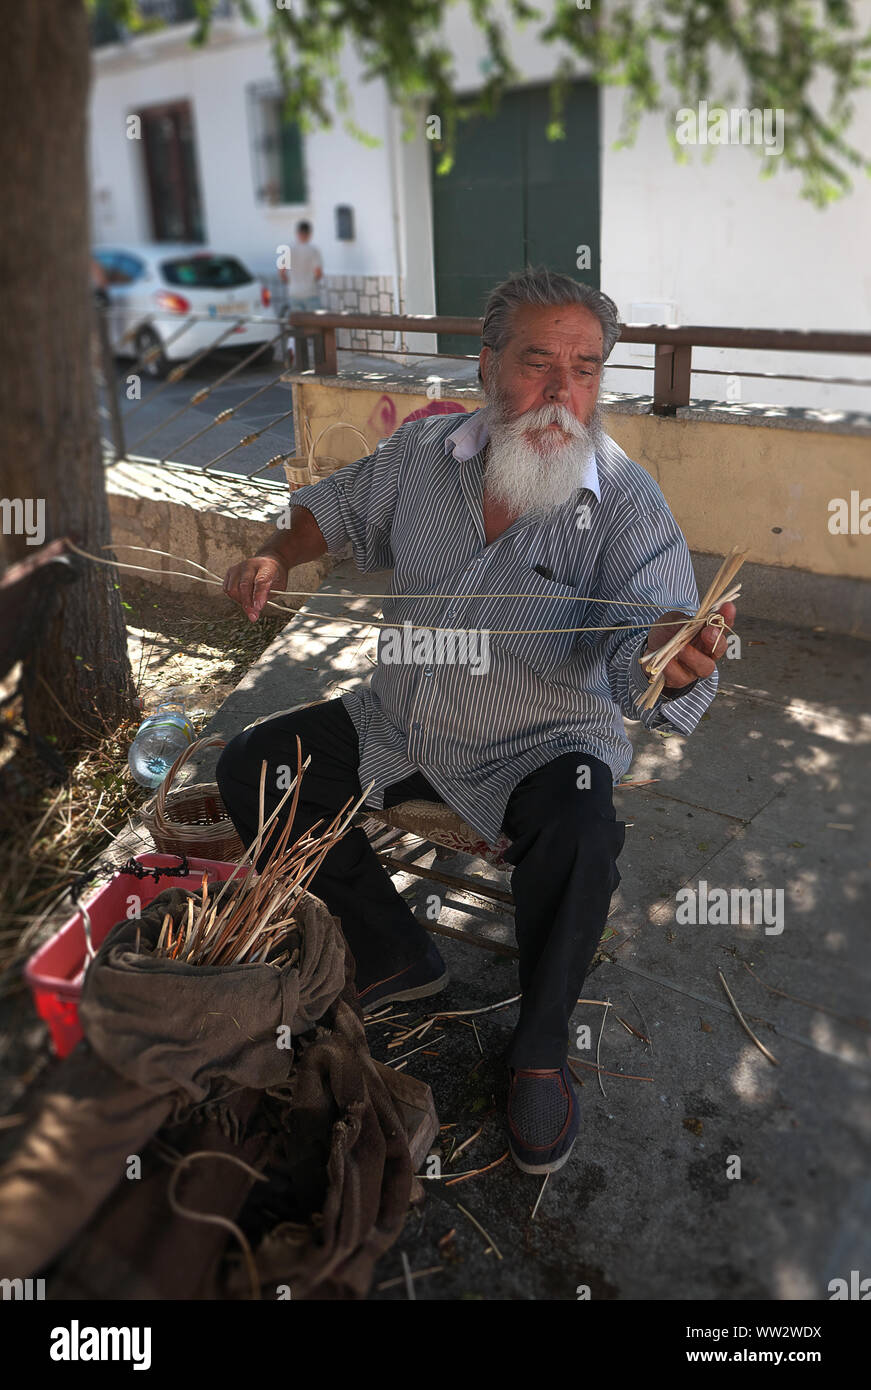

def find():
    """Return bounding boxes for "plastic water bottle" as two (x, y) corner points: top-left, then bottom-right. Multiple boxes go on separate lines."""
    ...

(128, 695), (194, 788)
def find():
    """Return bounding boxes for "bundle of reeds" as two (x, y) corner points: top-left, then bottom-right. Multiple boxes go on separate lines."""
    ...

(149, 737), (372, 968)
(637, 547), (746, 710)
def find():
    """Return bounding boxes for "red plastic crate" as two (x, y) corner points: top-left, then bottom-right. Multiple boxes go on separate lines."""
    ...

(25, 853), (249, 1058)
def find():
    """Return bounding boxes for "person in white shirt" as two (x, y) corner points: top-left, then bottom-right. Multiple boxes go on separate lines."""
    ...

(282, 220), (323, 311)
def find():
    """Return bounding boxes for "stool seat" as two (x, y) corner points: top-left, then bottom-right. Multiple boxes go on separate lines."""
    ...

(363, 799), (512, 870)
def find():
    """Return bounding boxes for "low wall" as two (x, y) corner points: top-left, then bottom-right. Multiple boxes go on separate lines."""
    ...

(105, 458), (332, 604)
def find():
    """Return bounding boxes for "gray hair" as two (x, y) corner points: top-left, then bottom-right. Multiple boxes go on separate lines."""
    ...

(479, 267), (621, 382)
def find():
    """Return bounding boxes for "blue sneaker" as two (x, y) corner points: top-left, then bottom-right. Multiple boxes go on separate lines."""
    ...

(357, 937), (449, 1013)
(507, 1065), (579, 1174)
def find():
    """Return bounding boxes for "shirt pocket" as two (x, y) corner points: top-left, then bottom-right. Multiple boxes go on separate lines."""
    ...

(486, 569), (587, 680)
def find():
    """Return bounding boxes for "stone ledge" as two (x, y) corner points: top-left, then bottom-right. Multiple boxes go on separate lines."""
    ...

(284, 372), (871, 437)
(105, 458), (333, 602)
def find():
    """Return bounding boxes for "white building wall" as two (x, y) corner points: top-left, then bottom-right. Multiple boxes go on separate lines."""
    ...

(90, 24), (404, 349)
(89, 3), (871, 411)
(598, 84), (871, 412)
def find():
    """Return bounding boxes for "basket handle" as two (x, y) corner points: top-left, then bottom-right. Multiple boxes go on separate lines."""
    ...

(142, 734), (227, 833)
(307, 420), (371, 474)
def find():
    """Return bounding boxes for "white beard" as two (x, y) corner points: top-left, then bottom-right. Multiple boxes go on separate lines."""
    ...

(483, 398), (604, 518)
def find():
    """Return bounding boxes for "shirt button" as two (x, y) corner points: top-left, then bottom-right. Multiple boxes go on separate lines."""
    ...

(424, 669), (433, 678)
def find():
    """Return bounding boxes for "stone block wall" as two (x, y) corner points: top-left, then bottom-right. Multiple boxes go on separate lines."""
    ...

(322, 275), (404, 352)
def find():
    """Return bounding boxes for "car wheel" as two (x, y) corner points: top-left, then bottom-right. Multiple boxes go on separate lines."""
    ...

(135, 326), (170, 380)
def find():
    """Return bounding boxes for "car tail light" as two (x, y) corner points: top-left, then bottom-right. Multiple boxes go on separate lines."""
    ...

(261, 285), (271, 308)
(155, 290), (190, 313)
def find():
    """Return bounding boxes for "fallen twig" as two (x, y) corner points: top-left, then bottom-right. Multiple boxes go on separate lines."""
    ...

(431, 994), (520, 1019)
(530, 1173), (549, 1221)
(449, 1124), (483, 1166)
(389, 1033), (445, 1066)
(596, 999), (610, 1098)
(456, 1202), (503, 1260)
(445, 1151), (508, 1187)
(566, 1060), (586, 1087)
(717, 968), (779, 1066)
(613, 1012), (650, 1045)
(401, 1251), (416, 1301)
(628, 990), (653, 1054)
(376, 1265), (443, 1292)
(741, 962), (869, 1033)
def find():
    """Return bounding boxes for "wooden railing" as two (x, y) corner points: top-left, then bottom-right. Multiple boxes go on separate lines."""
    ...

(287, 311), (871, 417)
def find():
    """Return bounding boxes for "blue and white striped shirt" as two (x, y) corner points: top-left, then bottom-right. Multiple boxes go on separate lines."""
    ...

(288, 407), (718, 844)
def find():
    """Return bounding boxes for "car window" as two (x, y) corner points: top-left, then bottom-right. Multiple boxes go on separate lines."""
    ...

(114, 253), (145, 283)
(95, 251), (144, 286)
(161, 255), (254, 289)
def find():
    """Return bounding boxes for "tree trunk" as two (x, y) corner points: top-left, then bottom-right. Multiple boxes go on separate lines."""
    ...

(0, 0), (136, 749)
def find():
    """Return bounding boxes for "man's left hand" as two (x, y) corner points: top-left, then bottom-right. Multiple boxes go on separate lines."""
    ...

(644, 601), (737, 693)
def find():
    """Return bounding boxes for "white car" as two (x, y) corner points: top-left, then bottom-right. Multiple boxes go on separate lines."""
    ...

(93, 243), (277, 378)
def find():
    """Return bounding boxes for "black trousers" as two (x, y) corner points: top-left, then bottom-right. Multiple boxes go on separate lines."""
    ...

(216, 699), (625, 1068)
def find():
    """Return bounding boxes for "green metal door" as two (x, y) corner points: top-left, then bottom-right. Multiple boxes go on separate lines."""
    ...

(431, 81), (600, 355)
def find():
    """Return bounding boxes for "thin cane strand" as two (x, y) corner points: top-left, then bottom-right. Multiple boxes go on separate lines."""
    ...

(96, 543), (673, 608)
(64, 541), (740, 639)
(166, 1150), (267, 1300)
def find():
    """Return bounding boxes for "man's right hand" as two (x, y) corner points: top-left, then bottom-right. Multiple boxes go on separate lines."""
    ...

(223, 553), (288, 623)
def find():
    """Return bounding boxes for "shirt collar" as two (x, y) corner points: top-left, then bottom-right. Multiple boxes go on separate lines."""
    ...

(445, 406), (601, 502)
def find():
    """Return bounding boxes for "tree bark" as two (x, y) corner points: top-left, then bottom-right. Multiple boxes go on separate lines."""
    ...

(0, 0), (136, 747)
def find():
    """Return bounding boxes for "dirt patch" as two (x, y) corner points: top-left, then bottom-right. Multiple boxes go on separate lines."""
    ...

(0, 576), (294, 949)
(122, 574), (295, 724)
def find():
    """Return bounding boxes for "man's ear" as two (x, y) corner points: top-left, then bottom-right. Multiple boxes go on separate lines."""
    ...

(478, 346), (492, 388)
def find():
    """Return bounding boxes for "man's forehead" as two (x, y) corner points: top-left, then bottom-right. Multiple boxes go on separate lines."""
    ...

(510, 302), (603, 350)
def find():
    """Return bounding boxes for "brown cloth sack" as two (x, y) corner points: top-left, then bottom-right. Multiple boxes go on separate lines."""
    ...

(45, 1091), (272, 1301)
(0, 884), (437, 1299)
(46, 988), (438, 1301)
(0, 1049), (174, 1284)
(0, 885), (346, 1279)
(228, 992), (428, 1300)
(79, 885), (345, 1100)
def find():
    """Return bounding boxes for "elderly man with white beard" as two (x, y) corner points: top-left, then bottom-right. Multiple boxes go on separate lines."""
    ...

(219, 268), (735, 1174)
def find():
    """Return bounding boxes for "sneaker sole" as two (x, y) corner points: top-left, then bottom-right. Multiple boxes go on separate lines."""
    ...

(508, 1136), (576, 1176)
(360, 967), (450, 1014)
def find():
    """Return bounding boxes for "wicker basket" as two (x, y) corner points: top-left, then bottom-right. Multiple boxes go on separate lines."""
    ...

(138, 734), (245, 862)
(282, 457), (312, 491)
(283, 419), (370, 491)
(311, 420), (370, 478)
